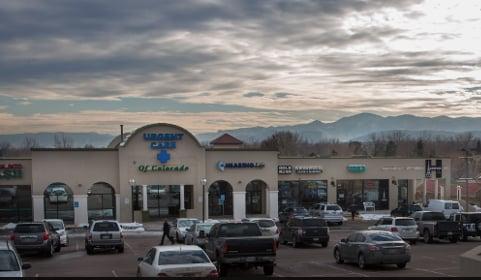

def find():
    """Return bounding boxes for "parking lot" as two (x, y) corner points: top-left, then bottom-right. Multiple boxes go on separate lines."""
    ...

(13, 222), (480, 277)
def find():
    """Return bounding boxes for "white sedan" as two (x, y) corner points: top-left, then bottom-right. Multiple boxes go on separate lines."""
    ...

(136, 245), (218, 278)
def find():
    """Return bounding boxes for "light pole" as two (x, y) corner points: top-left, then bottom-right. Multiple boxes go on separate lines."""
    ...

(201, 178), (207, 222)
(460, 148), (474, 211)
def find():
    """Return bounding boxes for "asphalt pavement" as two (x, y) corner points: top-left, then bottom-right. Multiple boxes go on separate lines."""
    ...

(18, 224), (481, 277)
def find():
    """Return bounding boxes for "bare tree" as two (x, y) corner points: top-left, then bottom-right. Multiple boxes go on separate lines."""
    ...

(0, 142), (11, 157)
(54, 133), (74, 148)
(260, 131), (306, 156)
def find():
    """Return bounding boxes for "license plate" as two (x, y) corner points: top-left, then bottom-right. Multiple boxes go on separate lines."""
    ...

(245, 257), (256, 262)
(387, 248), (400, 254)
(101, 234), (112, 239)
(447, 232), (453, 235)
(313, 238), (319, 241)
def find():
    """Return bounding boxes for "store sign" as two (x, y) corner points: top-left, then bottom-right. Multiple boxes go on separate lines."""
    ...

(425, 159), (442, 178)
(347, 164), (366, 173)
(381, 166), (423, 171)
(278, 165), (293, 175)
(0, 164), (22, 179)
(217, 161), (265, 171)
(143, 133), (184, 164)
(138, 164), (189, 173)
(294, 166), (322, 174)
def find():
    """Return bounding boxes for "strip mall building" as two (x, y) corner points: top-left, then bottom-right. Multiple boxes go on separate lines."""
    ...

(0, 123), (451, 225)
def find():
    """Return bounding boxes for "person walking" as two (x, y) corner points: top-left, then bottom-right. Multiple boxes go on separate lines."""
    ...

(160, 219), (174, 245)
(350, 203), (357, 221)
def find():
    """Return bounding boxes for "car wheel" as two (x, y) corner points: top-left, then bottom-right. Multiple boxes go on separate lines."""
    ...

(461, 232), (468, 242)
(334, 248), (344, 264)
(45, 243), (54, 257)
(217, 263), (228, 277)
(397, 262), (407, 269)
(86, 245), (94, 255)
(321, 241), (328, 248)
(136, 268), (141, 278)
(292, 236), (299, 248)
(338, 221), (343, 225)
(54, 242), (61, 252)
(410, 240), (417, 245)
(423, 229), (432, 243)
(449, 236), (458, 243)
(358, 253), (366, 270)
(263, 264), (274, 276)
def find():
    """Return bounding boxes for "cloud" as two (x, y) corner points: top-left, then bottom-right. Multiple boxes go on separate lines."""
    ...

(243, 92), (264, 98)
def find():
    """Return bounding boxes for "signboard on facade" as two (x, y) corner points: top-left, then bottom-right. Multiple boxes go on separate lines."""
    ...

(294, 166), (322, 174)
(278, 165), (293, 174)
(139, 132), (189, 172)
(425, 159), (442, 178)
(0, 164), (22, 179)
(347, 164), (366, 173)
(217, 161), (265, 171)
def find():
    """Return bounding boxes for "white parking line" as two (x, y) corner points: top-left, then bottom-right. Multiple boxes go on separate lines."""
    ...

(414, 268), (455, 277)
(111, 270), (118, 277)
(124, 240), (137, 255)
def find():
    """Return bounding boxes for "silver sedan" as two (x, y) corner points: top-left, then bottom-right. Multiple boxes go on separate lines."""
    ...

(333, 230), (411, 269)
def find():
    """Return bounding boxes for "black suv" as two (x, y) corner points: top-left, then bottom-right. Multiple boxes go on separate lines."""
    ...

(11, 222), (61, 257)
(279, 216), (329, 247)
(391, 204), (423, 217)
(449, 212), (481, 241)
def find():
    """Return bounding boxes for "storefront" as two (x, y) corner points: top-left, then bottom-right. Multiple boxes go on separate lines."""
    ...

(0, 123), (452, 225)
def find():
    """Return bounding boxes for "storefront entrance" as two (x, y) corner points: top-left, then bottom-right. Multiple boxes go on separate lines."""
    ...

(208, 180), (233, 217)
(278, 180), (328, 211)
(246, 180), (267, 215)
(44, 182), (74, 224)
(146, 185), (180, 219)
(87, 182), (116, 221)
(336, 179), (389, 211)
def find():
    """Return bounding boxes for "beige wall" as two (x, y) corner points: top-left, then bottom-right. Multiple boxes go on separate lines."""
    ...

(31, 150), (119, 196)
(0, 158), (32, 186)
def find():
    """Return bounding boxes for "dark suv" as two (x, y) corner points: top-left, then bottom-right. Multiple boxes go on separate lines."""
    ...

(449, 212), (481, 241)
(11, 222), (61, 257)
(391, 204), (423, 217)
(280, 217), (329, 247)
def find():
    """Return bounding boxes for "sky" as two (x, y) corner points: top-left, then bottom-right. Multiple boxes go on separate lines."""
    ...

(1, 0), (481, 134)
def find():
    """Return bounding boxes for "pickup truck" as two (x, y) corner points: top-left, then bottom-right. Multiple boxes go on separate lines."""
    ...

(204, 222), (277, 277)
(412, 211), (460, 243)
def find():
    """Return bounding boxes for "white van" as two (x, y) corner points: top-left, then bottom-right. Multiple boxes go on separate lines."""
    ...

(426, 200), (464, 219)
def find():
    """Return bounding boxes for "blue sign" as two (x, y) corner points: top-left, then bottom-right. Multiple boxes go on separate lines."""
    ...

(74, 201), (79, 208)
(143, 133), (184, 164)
(217, 161), (265, 171)
(347, 164), (367, 173)
(157, 150), (171, 164)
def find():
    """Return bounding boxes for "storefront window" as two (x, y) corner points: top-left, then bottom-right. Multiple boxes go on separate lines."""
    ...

(44, 183), (74, 224)
(246, 180), (267, 215)
(88, 182), (116, 221)
(337, 179), (389, 210)
(0, 185), (32, 223)
(147, 185), (182, 219)
(398, 179), (409, 207)
(208, 181), (233, 217)
(278, 180), (327, 211)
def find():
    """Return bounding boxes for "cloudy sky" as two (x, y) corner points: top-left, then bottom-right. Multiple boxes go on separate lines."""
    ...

(1, 0), (481, 134)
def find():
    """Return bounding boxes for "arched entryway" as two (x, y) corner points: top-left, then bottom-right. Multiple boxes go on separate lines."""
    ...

(246, 180), (268, 215)
(44, 182), (74, 224)
(208, 180), (233, 217)
(87, 182), (116, 221)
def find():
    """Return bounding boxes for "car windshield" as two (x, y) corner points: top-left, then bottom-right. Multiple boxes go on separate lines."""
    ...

(178, 220), (197, 228)
(302, 219), (327, 227)
(15, 224), (44, 233)
(158, 250), (210, 265)
(424, 212), (446, 221)
(395, 219), (416, 226)
(218, 224), (261, 237)
(326, 205), (341, 211)
(256, 220), (275, 228)
(445, 203), (460, 210)
(0, 251), (20, 271)
(369, 232), (402, 242)
(93, 222), (119, 232)
(409, 205), (422, 211)
(47, 221), (64, 230)
(197, 224), (214, 233)
(293, 208), (308, 214)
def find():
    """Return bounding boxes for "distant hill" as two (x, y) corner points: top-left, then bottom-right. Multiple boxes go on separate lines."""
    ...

(0, 132), (114, 148)
(196, 113), (481, 143)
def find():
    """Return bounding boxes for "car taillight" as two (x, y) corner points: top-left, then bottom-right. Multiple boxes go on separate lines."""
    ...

(42, 232), (49, 241)
(9, 234), (15, 241)
(223, 243), (229, 254)
(367, 244), (380, 252)
(157, 272), (168, 277)
(391, 227), (399, 232)
(208, 270), (219, 279)
(272, 240), (277, 253)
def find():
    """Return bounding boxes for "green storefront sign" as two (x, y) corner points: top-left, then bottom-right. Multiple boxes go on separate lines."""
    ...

(0, 164), (23, 179)
(347, 164), (366, 173)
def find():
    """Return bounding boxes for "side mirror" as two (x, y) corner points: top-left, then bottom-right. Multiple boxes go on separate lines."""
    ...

(22, 263), (31, 270)
(198, 230), (205, 238)
(340, 238), (347, 243)
(137, 257), (144, 262)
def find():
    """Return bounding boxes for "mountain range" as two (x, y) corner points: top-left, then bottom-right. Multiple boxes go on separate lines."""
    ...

(3, 113), (481, 147)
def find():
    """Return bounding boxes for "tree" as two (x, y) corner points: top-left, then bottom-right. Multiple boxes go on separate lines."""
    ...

(414, 139), (424, 157)
(348, 141), (364, 155)
(54, 133), (74, 148)
(0, 142), (11, 157)
(368, 133), (385, 156)
(385, 140), (397, 156)
(260, 131), (305, 156)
